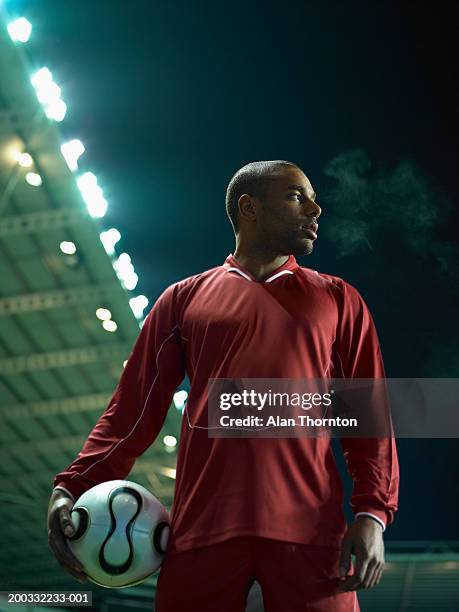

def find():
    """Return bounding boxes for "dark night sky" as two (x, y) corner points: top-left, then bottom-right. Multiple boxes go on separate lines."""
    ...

(13, 0), (459, 539)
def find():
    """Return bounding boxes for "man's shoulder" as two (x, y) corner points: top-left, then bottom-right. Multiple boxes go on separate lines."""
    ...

(163, 264), (223, 299)
(297, 265), (345, 289)
(297, 266), (365, 301)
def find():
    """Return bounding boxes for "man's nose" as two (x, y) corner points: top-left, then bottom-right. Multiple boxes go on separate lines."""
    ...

(304, 201), (321, 219)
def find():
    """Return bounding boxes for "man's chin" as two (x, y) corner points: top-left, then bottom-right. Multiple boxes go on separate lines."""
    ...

(291, 240), (314, 257)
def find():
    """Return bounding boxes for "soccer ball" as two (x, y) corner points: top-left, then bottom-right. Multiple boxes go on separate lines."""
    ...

(66, 480), (170, 588)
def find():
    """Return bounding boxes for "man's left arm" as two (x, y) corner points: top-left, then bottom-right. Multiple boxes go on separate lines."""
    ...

(333, 279), (400, 591)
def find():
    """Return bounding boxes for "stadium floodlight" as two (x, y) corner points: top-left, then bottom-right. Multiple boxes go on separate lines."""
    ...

(31, 67), (53, 89)
(129, 295), (149, 319)
(44, 98), (67, 122)
(59, 241), (77, 255)
(36, 81), (61, 104)
(86, 195), (107, 217)
(31, 67), (67, 122)
(102, 319), (118, 332)
(99, 228), (121, 255)
(173, 390), (188, 411)
(96, 307), (112, 321)
(13, 151), (33, 167)
(86, 196), (108, 218)
(7, 17), (32, 43)
(115, 252), (131, 267)
(122, 273), (139, 291)
(113, 252), (133, 276)
(25, 172), (42, 186)
(163, 435), (177, 448)
(18, 153), (33, 167)
(77, 172), (108, 218)
(113, 252), (138, 291)
(77, 171), (98, 191)
(61, 140), (85, 172)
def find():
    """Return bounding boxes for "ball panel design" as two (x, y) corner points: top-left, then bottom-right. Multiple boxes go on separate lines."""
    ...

(153, 522), (170, 555)
(68, 507), (90, 541)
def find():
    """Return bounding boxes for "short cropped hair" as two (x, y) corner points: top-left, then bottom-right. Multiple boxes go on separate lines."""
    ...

(225, 160), (300, 233)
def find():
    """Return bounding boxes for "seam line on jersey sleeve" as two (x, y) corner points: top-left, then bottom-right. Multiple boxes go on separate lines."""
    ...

(70, 324), (179, 480)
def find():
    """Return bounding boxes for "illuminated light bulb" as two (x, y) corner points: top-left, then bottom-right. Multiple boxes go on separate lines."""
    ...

(163, 435), (177, 448)
(25, 172), (42, 186)
(122, 272), (138, 291)
(100, 228), (121, 255)
(116, 252), (131, 266)
(77, 172), (108, 217)
(102, 319), (117, 332)
(13, 151), (34, 167)
(44, 98), (67, 122)
(86, 197), (108, 218)
(59, 241), (76, 255)
(129, 295), (149, 319)
(8, 17), (32, 43)
(113, 253), (133, 277)
(112, 252), (138, 290)
(31, 68), (67, 122)
(31, 67), (53, 89)
(77, 171), (97, 189)
(174, 390), (188, 410)
(61, 140), (85, 172)
(96, 308), (112, 321)
(36, 81), (61, 104)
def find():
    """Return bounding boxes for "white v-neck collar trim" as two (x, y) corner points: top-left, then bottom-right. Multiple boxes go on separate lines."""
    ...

(224, 253), (298, 283)
(225, 267), (294, 283)
(226, 267), (253, 281)
(264, 269), (294, 283)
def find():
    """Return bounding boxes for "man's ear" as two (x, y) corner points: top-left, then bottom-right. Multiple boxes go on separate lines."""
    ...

(238, 194), (257, 223)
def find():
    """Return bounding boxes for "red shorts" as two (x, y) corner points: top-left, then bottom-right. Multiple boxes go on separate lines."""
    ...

(155, 537), (359, 612)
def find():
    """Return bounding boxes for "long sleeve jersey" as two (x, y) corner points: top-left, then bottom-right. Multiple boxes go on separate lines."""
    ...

(54, 253), (399, 554)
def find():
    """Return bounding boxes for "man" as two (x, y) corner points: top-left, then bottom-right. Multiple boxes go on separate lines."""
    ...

(48, 160), (399, 611)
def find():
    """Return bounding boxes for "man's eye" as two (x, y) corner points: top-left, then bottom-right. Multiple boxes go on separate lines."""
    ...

(289, 194), (302, 200)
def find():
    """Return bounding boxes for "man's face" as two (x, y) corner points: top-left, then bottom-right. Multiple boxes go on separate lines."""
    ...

(253, 166), (322, 257)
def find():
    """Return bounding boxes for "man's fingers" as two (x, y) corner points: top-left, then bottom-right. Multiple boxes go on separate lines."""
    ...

(58, 505), (76, 537)
(374, 564), (385, 587)
(53, 545), (87, 583)
(350, 549), (369, 589)
(338, 537), (353, 577)
(339, 556), (383, 591)
(362, 559), (379, 589)
(48, 530), (86, 576)
(339, 573), (362, 592)
(338, 550), (369, 591)
(337, 517), (385, 592)
(47, 492), (87, 584)
(339, 573), (365, 592)
(55, 554), (87, 583)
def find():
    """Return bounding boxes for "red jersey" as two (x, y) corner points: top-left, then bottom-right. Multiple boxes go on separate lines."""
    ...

(54, 253), (399, 554)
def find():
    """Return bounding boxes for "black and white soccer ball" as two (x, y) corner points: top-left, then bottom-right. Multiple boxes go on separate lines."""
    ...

(67, 480), (170, 588)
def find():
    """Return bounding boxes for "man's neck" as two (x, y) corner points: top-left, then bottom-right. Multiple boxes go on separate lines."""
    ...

(232, 245), (289, 281)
